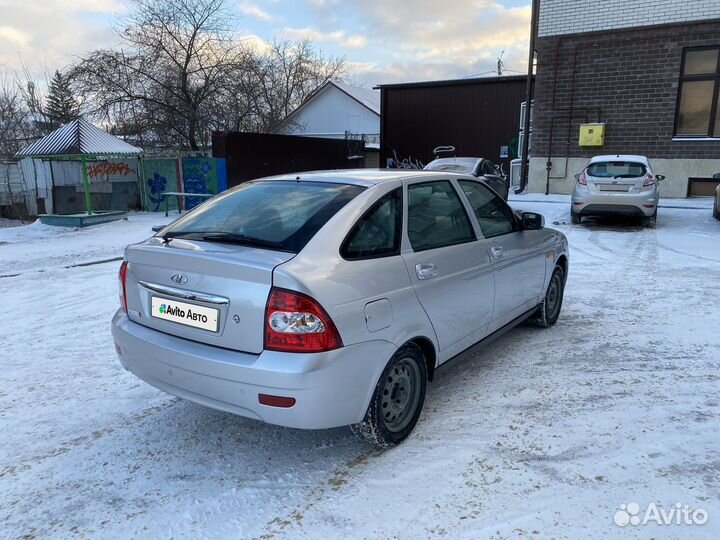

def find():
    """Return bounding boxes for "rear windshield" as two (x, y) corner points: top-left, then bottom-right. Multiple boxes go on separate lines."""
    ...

(424, 158), (479, 175)
(160, 180), (365, 253)
(587, 161), (647, 178)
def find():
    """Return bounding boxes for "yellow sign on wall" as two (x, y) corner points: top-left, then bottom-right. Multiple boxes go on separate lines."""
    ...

(579, 123), (605, 146)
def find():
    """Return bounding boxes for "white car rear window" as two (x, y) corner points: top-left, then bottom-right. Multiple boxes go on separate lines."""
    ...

(587, 161), (647, 179)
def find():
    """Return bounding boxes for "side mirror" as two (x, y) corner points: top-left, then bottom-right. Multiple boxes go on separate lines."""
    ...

(522, 212), (545, 230)
(655, 174), (665, 181)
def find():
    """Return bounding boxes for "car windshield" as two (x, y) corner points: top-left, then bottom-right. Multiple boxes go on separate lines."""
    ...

(587, 161), (647, 178)
(160, 180), (365, 253)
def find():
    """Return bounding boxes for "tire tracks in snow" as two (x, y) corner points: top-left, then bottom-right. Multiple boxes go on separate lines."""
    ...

(254, 447), (385, 540)
(0, 399), (179, 481)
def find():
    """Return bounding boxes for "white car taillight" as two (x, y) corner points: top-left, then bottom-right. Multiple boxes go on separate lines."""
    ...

(118, 261), (128, 313)
(264, 288), (342, 352)
(577, 170), (587, 185)
(644, 174), (656, 187)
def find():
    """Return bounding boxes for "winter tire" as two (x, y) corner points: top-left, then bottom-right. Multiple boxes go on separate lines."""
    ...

(351, 343), (427, 448)
(643, 210), (657, 228)
(527, 265), (565, 328)
(571, 212), (581, 224)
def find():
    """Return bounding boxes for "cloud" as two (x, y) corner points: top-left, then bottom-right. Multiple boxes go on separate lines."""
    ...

(277, 27), (367, 48)
(239, 3), (275, 22)
(0, 26), (31, 48)
(0, 0), (121, 73)
(303, 0), (532, 84)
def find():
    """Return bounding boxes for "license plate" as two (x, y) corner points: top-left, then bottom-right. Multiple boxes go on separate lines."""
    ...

(598, 184), (629, 192)
(151, 296), (219, 332)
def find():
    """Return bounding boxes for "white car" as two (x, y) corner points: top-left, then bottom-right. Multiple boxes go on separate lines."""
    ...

(571, 155), (665, 227)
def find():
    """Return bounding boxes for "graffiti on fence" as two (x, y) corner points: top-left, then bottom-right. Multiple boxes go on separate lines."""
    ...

(87, 162), (133, 178)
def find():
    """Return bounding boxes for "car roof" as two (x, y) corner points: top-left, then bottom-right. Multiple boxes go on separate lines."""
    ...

(256, 169), (471, 187)
(589, 155), (650, 165)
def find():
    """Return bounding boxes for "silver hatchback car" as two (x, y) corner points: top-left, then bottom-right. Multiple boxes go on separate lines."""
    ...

(112, 170), (568, 447)
(571, 155), (665, 227)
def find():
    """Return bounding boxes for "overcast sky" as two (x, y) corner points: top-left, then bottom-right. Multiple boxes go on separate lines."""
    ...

(0, 0), (531, 86)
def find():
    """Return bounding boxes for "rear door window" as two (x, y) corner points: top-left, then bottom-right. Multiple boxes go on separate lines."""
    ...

(341, 188), (402, 260)
(459, 180), (516, 238)
(160, 180), (364, 253)
(587, 161), (647, 178)
(407, 180), (475, 251)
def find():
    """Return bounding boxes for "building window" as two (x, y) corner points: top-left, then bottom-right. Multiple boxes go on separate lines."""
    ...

(675, 47), (720, 137)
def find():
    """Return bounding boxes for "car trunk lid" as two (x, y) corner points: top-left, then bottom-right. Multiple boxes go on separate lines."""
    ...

(124, 237), (295, 354)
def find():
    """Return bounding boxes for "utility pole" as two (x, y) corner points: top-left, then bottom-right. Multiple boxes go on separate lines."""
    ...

(518, 0), (539, 194)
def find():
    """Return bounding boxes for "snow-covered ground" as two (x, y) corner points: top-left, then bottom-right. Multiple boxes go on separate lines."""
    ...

(1, 201), (719, 540)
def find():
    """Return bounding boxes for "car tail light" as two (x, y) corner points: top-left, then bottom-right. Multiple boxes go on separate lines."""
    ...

(577, 170), (587, 185)
(644, 174), (656, 187)
(264, 288), (343, 352)
(118, 261), (128, 313)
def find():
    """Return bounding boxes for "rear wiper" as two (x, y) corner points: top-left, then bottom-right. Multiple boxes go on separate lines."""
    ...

(199, 232), (285, 250)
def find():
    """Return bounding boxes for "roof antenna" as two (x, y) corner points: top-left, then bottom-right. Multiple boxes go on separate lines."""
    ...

(497, 51), (505, 76)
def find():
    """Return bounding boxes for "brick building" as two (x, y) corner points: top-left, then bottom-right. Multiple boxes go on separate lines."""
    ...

(530, 0), (720, 197)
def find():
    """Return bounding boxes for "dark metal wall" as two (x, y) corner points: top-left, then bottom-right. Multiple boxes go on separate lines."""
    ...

(379, 76), (531, 168)
(212, 132), (364, 188)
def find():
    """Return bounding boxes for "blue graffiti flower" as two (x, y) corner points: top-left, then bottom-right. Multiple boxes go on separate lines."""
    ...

(147, 172), (168, 211)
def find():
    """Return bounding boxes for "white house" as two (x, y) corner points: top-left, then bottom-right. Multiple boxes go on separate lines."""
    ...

(277, 81), (380, 145)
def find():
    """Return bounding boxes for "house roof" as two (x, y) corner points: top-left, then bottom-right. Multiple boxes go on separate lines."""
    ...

(331, 81), (381, 115)
(374, 74), (531, 90)
(16, 119), (143, 157)
(276, 80), (381, 132)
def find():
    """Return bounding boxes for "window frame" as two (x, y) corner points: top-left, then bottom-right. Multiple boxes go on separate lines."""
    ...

(340, 187), (403, 261)
(405, 179), (477, 253)
(458, 179), (519, 239)
(674, 45), (720, 139)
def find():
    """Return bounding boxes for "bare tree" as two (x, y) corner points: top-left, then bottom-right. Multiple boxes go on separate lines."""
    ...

(73, 0), (245, 150)
(0, 70), (29, 158)
(246, 39), (345, 133)
(71, 0), (345, 149)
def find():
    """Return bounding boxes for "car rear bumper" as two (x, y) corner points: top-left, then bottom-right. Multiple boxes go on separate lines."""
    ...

(111, 310), (395, 429)
(571, 190), (658, 217)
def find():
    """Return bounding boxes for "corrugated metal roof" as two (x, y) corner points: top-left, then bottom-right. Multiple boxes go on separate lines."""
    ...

(374, 74), (530, 90)
(16, 119), (143, 157)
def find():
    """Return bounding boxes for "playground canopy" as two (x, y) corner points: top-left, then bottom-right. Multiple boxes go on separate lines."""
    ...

(16, 119), (143, 216)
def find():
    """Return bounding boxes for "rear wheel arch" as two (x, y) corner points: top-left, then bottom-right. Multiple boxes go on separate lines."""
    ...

(407, 336), (437, 382)
(555, 255), (568, 283)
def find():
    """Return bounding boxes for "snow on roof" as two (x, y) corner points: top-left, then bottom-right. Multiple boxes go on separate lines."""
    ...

(332, 81), (380, 115)
(16, 119), (143, 157)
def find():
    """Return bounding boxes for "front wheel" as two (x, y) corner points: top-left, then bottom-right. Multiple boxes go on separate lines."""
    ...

(351, 343), (427, 448)
(527, 265), (565, 328)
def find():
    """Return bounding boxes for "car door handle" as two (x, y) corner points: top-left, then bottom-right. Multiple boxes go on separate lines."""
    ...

(415, 263), (438, 280)
(490, 246), (504, 259)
